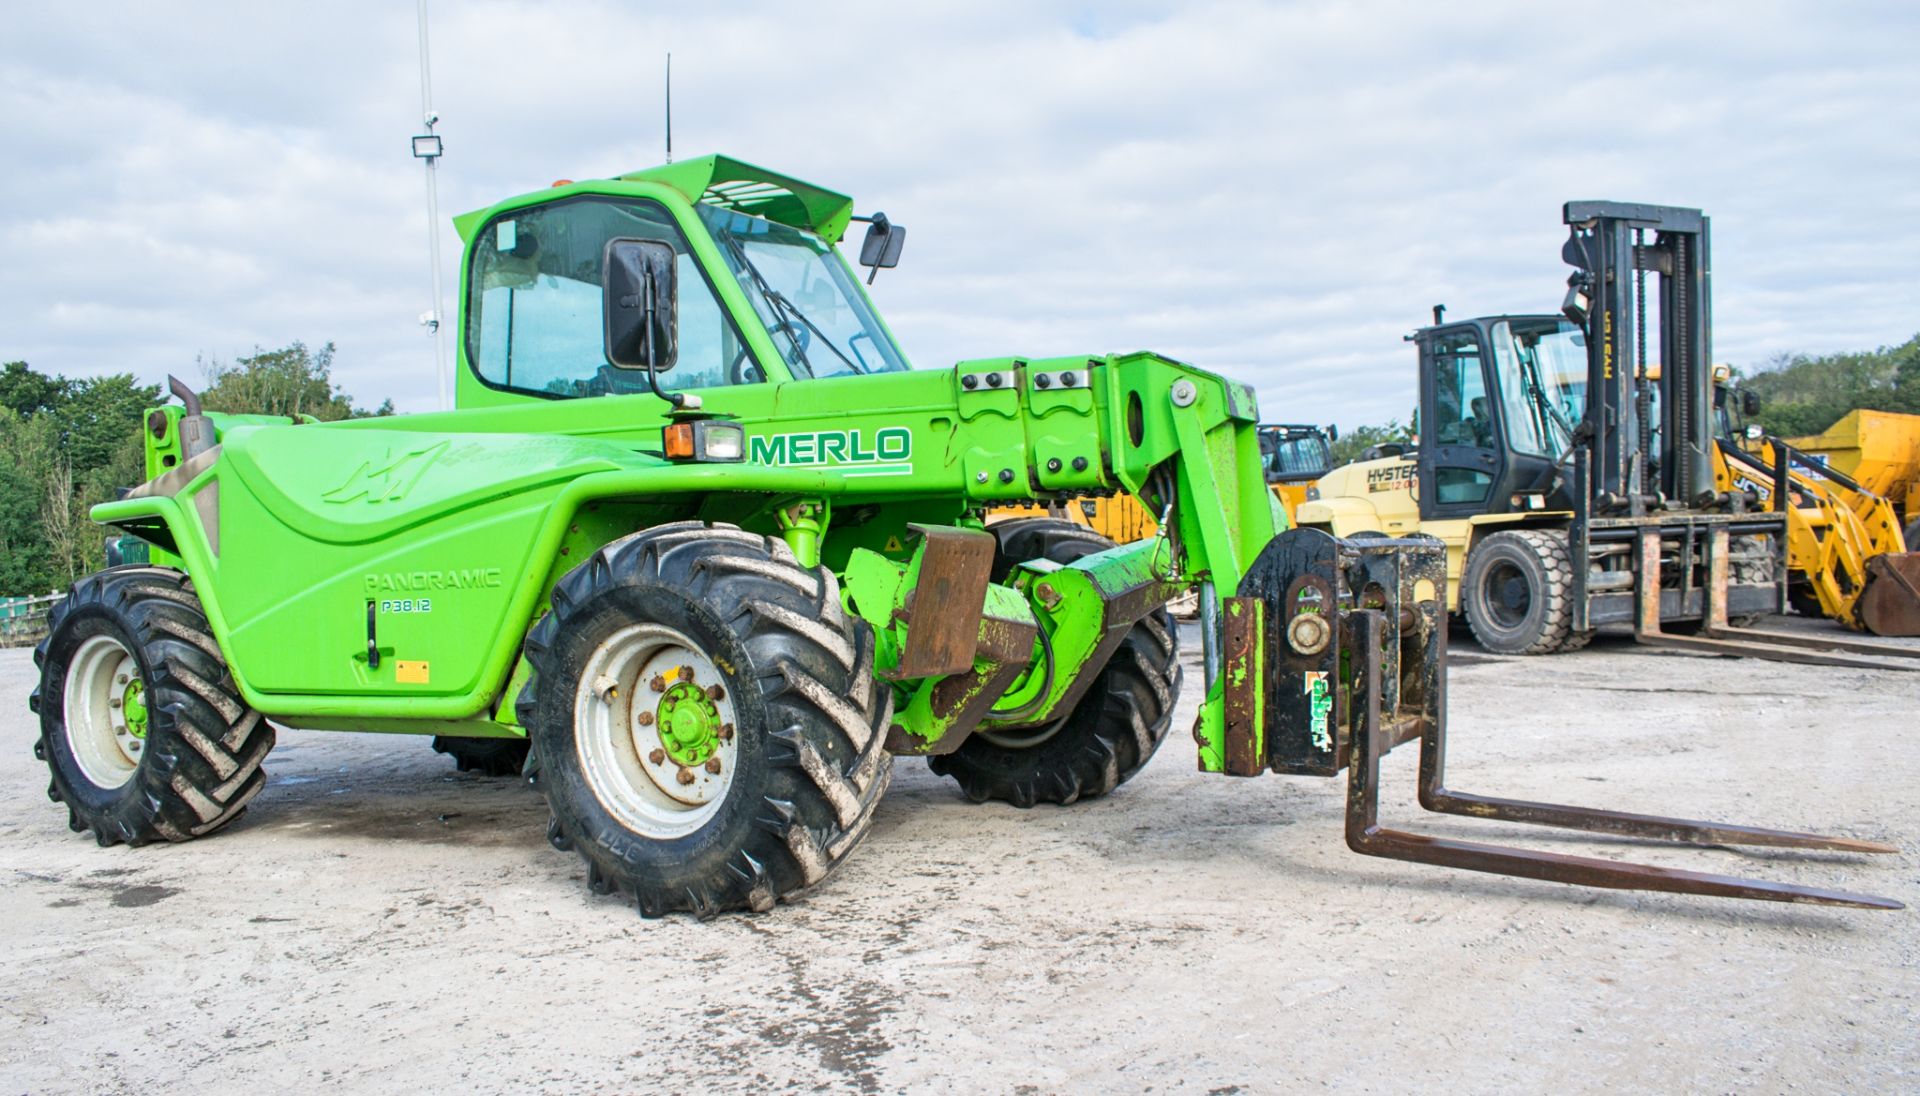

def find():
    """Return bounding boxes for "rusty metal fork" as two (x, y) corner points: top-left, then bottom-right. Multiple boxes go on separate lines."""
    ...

(1342, 611), (1903, 910)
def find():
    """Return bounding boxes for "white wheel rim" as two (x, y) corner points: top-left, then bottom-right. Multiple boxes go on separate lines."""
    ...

(574, 623), (739, 840)
(63, 634), (145, 789)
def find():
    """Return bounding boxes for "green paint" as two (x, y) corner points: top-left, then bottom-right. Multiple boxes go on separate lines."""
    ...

(657, 680), (721, 766)
(122, 678), (147, 739)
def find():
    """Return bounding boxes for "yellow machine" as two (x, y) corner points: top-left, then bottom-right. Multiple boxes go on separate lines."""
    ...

(1303, 201), (1920, 661)
(991, 422), (1334, 542)
(1788, 409), (1920, 549)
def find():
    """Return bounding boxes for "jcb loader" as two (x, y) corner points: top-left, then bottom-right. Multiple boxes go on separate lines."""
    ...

(27, 162), (1900, 914)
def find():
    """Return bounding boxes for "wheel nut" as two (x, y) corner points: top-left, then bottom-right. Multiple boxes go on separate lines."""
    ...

(649, 675), (667, 693)
(637, 710), (654, 726)
(718, 723), (734, 742)
(704, 757), (722, 774)
(706, 683), (725, 701)
(679, 665), (696, 682)
(676, 768), (696, 785)
(117, 675), (129, 685)
(648, 748), (666, 765)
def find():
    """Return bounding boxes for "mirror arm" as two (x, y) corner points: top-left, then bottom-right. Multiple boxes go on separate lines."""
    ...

(639, 269), (686, 411)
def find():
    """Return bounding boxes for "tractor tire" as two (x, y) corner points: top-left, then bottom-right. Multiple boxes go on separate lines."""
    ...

(29, 567), (273, 846)
(928, 518), (1182, 807)
(1461, 530), (1587, 655)
(431, 735), (530, 777)
(517, 522), (891, 918)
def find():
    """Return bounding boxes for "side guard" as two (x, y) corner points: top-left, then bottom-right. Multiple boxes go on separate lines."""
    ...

(1234, 530), (1901, 911)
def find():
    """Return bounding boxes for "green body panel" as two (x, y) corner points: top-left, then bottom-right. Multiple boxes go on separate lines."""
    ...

(94, 155), (1285, 764)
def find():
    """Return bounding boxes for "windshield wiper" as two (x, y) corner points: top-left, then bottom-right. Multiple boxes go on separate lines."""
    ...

(717, 234), (864, 378)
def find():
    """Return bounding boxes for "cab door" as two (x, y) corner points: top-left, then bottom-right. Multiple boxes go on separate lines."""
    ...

(1416, 324), (1505, 520)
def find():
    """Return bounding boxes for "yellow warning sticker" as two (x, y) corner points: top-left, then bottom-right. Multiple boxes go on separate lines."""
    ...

(884, 535), (905, 552)
(395, 660), (431, 684)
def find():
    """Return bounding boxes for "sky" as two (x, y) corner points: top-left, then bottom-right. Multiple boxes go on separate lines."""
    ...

(2, 0), (1915, 426)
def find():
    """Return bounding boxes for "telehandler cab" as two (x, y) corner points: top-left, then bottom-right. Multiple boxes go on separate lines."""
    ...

(29, 161), (1900, 914)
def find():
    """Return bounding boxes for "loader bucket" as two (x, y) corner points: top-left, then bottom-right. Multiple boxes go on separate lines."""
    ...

(1858, 552), (1920, 636)
(1230, 529), (1901, 910)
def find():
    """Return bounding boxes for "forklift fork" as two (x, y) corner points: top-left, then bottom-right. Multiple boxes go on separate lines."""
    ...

(1241, 530), (1902, 911)
(1630, 527), (1920, 671)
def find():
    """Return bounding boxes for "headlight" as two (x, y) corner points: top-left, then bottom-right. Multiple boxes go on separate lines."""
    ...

(664, 420), (746, 462)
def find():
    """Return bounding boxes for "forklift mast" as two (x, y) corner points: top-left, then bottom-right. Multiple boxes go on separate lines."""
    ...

(1560, 201), (1717, 514)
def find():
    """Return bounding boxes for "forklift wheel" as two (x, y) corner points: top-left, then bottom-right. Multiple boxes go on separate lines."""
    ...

(1460, 530), (1586, 655)
(929, 519), (1182, 807)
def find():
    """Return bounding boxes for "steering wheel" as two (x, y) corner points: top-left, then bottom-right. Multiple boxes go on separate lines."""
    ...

(728, 347), (765, 386)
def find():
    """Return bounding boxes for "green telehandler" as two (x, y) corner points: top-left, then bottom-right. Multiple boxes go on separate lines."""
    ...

(28, 156), (1900, 915)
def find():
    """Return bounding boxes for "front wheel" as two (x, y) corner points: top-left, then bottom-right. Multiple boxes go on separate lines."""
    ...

(518, 523), (891, 917)
(1460, 529), (1586, 654)
(928, 518), (1182, 807)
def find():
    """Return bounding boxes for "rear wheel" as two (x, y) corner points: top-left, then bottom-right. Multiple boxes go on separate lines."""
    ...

(928, 519), (1182, 807)
(1461, 529), (1585, 654)
(31, 567), (274, 846)
(431, 735), (529, 776)
(518, 522), (891, 917)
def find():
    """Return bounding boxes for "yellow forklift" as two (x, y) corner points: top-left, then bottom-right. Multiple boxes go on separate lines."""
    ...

(1301, 201), (1920, 665)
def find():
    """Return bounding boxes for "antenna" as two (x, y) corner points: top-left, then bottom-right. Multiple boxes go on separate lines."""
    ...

(664, 52), (673, 164)
(412, 0), (451, 410)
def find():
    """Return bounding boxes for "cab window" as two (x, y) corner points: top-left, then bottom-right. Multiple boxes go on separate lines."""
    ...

(1430, 331), (1493, 449)
(466, 197), (757, 398)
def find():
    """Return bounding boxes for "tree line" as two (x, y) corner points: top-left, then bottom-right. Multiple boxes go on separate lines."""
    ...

(0, 342), (389, 595)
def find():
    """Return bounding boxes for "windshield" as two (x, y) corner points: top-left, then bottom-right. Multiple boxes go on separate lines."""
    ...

(1489, 319), (1586, 459)
(696, 205), (910, 380)
(1261, 429), (1332, 481)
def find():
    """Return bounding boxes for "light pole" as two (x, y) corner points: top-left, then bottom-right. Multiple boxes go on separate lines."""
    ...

(413, 0), (450, 410)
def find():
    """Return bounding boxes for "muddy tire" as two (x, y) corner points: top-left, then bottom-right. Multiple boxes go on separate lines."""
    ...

(431, 735), (530, 777)
(30, 567), (273, 846)
(518, 522), (891, 917)
(1461, 529), (1586, 654)
(928, 518), (1182, 807)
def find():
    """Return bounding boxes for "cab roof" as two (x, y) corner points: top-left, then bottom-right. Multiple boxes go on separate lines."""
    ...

(455, 154), (857, 246)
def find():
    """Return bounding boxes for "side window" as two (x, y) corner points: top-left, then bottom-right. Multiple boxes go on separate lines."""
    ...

(1430, 332), (1492, 450)
(467, 197), (756, 398)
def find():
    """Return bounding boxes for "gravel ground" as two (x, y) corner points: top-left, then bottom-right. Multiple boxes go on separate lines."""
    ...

(1, 621), (1916, 1094)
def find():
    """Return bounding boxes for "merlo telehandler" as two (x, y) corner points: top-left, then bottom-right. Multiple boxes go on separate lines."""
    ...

(28, 162), (1900, 914)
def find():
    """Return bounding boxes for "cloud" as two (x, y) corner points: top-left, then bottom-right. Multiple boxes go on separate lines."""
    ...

(2, 0), (1914, 427)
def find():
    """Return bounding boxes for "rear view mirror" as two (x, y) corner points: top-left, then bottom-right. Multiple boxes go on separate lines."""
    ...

(1741, 389), (1763, 417)
(857, 213), (906, 285)
(1326, 423), (1340, 442)
(603, 238), (679, 371)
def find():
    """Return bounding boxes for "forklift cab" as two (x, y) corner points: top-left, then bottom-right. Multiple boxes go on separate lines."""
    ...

(1414, 314), (1587, 520)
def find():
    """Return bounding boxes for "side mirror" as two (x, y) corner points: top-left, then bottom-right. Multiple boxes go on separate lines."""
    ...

(1741, 389), (1763, 417)
(603, 238), (679, 371)
(1325, 423), (1340, 442)
(1561, 272), (1592, 325)
(857, 213), (906, 285)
